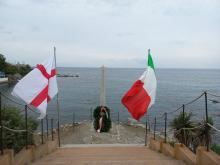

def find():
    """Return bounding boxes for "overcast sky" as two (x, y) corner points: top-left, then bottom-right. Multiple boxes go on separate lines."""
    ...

(0, 0), (219, 68)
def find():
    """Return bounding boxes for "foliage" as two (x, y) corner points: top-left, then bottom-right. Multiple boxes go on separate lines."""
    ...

(17, 64), (32, 76)
(170, 112), (195, 147)
(93, 106), (111, 132)
(5, 63), (17, 75)
(192, 117), (214, 152)
(170, 112), (215, 153)
(1, 107), (38, 153)
(0, 54), (7, 71)
(168, 141), (175, 147)
(211, 144), (220, 155)
(0, 54), (32, 76)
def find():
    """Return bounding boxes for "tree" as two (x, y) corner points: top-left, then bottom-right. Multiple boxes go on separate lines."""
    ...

(0, 54), (7, 72)
(5, 63), (17, 75)
(192, 117), (214, 152)
(17, 64), (32, 76)
(170, 112), (215, 153)
(0, 54), (32, 76)
(170, 112), (195, 147)
(2, 107), (38, 153)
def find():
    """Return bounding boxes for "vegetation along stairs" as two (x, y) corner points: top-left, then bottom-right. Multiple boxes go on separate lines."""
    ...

(32, 144), (185, 165)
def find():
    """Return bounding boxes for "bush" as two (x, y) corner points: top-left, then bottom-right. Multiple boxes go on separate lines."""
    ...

(1, 107), (38, 153)
(211, 144), (220, 155)
(0, 54), (32, 76)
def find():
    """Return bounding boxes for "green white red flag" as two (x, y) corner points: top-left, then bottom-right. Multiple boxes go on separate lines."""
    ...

(121, 50), (157, 120)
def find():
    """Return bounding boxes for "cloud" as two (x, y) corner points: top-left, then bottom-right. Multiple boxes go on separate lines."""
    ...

(0, 0), (219, 68)
(116, 32), (135, 37)
(170, 40), (189, 46)
(0, 0), (8, 7)
(86, 0), (138, 7)
(31, 26), (40, 32)
(0, 26), (12, 34)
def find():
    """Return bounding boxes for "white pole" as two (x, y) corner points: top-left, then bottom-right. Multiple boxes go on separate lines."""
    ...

(100, 65), (106, 106)
(54, 46), (61, 147)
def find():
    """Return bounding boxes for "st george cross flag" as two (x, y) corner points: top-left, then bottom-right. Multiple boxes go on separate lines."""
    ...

(12, 55), (58, 119)
(121, 50), (157, 121)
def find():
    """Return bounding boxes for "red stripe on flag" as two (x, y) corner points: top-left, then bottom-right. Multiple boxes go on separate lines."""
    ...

(51, 69), (56, 77)
(47, 95), (51, 103)
(30, 64), (56, 109)
(121, 80), (151, 121)
(30, 85), (49, 107)
(37, 65), (56, 79)
(37, 64), (51, 79)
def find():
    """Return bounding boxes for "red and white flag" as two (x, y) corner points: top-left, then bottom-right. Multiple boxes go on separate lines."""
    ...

(12, 55), (58, 119)
(121, 50), (157, 121)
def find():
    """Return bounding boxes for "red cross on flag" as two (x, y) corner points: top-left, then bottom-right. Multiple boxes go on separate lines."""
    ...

(12, 55), (58, 119)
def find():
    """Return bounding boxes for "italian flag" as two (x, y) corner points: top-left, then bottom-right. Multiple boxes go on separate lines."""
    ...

(121, 50), (157, 120)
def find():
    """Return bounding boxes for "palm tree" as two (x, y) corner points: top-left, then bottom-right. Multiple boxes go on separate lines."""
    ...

(170, 112), (195, 147)
(192, 117), (214, 152)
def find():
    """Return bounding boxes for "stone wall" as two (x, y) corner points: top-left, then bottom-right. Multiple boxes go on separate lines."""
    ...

(149, 137), (220, 165)
(0, 139), (58, 165)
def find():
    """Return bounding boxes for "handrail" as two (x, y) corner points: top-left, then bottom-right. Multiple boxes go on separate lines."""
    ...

(207, 123), (220, 133)
(1, 92), (25, 106)
(0, 125), (26, 132)
(184, 92), (205, 106)
(207, 92), (220, 98)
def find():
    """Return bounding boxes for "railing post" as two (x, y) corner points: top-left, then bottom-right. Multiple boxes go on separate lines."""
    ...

(51, 118), (54, 141)
(204, 91), (209, 151)
(154, 117), (156, 140)
(57, 119), (60, 147)
(182, 104), (185, 119)
(90, 107), (93, 121)
(41, 119), (44, 144)
(145, 115), (148, 146)
(73, 112), (75, 126)
(46, 115), (49, 138)
(148, 115), (150, 131)
(25, 105), (28, 149)
(0, 92), (3, 155)
(164, 112), (167, 143)
(117, 111), (119, 125)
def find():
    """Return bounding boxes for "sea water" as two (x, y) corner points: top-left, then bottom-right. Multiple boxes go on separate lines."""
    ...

(1, 68), (220, 142)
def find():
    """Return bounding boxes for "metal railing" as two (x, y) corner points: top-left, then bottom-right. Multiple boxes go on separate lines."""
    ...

(1, 90), (220, 154)
(148, 91), (220, 152)
(0, 92), (57, 155)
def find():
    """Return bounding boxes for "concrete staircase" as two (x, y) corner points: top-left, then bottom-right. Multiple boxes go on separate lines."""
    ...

(32, 145), (185, 165)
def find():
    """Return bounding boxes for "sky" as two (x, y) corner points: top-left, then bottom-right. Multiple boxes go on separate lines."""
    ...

(0, 0), (220, 68)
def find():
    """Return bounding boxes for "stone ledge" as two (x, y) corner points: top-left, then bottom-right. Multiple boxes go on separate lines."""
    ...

(149, 138), (220, 165)
(0, 139), (58, 165)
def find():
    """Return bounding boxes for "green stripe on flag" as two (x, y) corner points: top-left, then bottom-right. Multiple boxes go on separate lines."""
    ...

(148, 53), (155, 69)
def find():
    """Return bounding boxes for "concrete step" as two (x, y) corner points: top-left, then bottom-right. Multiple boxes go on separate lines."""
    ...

(32, 146), (185, 165)
(33, 160), (185, 165)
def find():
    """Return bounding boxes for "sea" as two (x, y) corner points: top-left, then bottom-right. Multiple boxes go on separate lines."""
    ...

(0, 68), (220, 142)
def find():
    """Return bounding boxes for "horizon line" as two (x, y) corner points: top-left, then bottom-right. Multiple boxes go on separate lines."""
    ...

(55, 66), (220, 70)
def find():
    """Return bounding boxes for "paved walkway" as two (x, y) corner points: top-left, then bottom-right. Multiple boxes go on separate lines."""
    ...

(32, 145), (185, 165)
(60, 122), (147, 145)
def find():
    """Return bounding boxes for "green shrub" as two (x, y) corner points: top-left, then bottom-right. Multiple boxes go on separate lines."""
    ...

(211, 144), (220, 155)
(1, 107), (38, 153)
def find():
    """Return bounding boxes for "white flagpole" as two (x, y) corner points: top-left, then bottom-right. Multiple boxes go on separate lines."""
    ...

(54, 46), (61, 147)
(100, 65), (106, 106)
